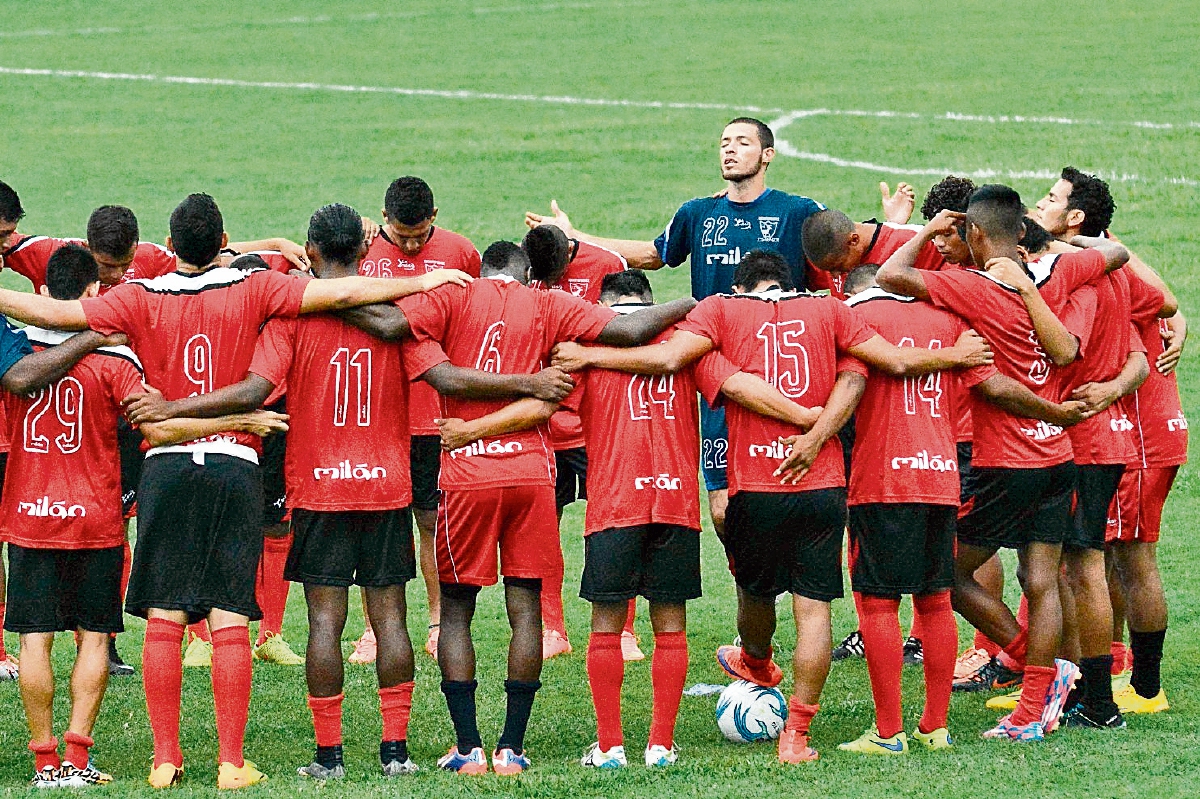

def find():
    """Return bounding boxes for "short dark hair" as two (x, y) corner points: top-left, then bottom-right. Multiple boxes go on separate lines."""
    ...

(1019, 216), (1056, 254)
(599, 270), (653, 303)
(229, 253), (269, 272)
(522, 224), (570, 284)
(966, 184), (1025, 243)
(169, 193), (223, 267)
(86, 205), (139, 258)
(46, 243), (99, 300)
(0, 180), (25, 224)
(308, 203), (364, 264)
(480, 240), (530, 279)
(921, 175), (976, 220)
(384, 176), (435, 225)
(733, 250), (793, 292)
(1061, 166), (1115, 237)
(726, 117), (774, 150)
(802, 209), (855, 265)
(844, 264), (880, 296)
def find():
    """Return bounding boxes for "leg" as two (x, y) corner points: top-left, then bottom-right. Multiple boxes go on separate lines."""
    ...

(968, 554), (1006, 656)
(18, 633), (56, 745)
(254, 523), (294, 650)
(303, 585), (348, 769)
(413, 507), (441, 626)
(587, 601), (628, 752)
(207, 609), (252, 768)
(952, 543), (1020, 647)
(144, 609), (188, 770)
(66, 631), (111, 738)
(365, 584), (415, 766)
(1106, 547), (1128, 673)
(736, 587), (777, 661)
(438, 583), (483, 753)
(913, 591), (957, 735)
(497, 578), (543, 755)
(647, 603), (688, 753)
(1008, 543), (1063, 727)
(1115, 541), (1168, 700)
(853, 592), (904, 737)
(349, 586), (377, 665)
(791, 595), (832, 706)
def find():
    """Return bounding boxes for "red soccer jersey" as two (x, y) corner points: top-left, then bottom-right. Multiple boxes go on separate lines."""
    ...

(535, 240), (628, 451)
(806, 223), (927, 299)
(1121, 276), (1187, 468)
(844, 288), (995, 505)
(1, 329), (143, 549)
(3, 234), (178, 295)
(678, 290), (875, 494)
(81, 266), (306, 461)
(399, 276), (616, 491)
(359, 228), (481, 436)
(0, 404), (9, 453)
(250, 316), (411, 511)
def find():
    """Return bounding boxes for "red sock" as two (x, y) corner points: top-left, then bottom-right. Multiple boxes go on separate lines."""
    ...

(623, 599), (636, 635)
(785, 698), (819, 734)
(1011, 664), (1055, 726)
(189, 621), (211, 644)
(648, 631), (687, 748)
(63, 731), (92, 768)
(255, 534), (292, 645)
(1016, 594), (1029, 630)
(143, 618), (185, 768)
(855, 592), (904, 738)
(211, 626), (252, 767)
(307, 694), (344, 747)
(998, 629), (1027, 671)
(120, 540), (132, 601)
(379, 682), (414, 742)
(914, 591), (957, 733)
(586, 632), (624, 750)
(1110, 641), (1128, 675)
(973, 629), (1002, 658)
(540, 555), (567, 636)
(0, 602), (8, 659)
(28, 737), (60, 772)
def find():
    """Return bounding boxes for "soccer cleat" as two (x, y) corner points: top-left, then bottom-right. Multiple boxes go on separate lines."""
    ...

(580, 742), (627, 769)
(147, 763), (184, 788)
(30, 765), (60, 789)
(1041, 658), (1080, 733)
(542, 629), (572, 659)
(838, 728), (908, 755)
(777, 729), (819, 763)
(953, 647), (992, 681)
(644, 744), (678, 767)
(1114, 684), (1169, 715)
(981, 713), (1044, 742)
(831, 630), (865, 661)
(425, 624), (439, 659)
(0, 655), (20, 680)
(348, 630), (377, 665)
(1111, 671), (1132, 694)
(109, 639), (135, 676)
(217, 760), (267, 790)
(902, 637), (924, 666)
(58, 760), (114, 786)
(182, 636), (213, 668)
(621, 631), (645, 662)
(911, 727), (953, 750)
(491, 747), (531, 775)
(985, 689), (1021, 711)
(1063, 704), (1126, 730)
(715, 645), (783, 688)
(381, 757), (419, 777)
(952, 656), (1022, 692)
(297, 761), (345, 781)
(253, 634), (305, 665)
(437, 746), (487, 775)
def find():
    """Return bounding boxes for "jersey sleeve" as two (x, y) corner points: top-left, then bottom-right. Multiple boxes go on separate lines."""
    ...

(1061, 285), (1098, 359)
(675, 296), (723, 348)
(251, 270), (307, 319)
(691, 349), (740, 408)
(1, 235), (66, 287)
(1126, 272), (1166, 327)
(0, 319), (33, 378)
(135, 242), (178, 278)
(544, 290), (618, 343)
(947, 315), (997, 387)
(835, 353), (869, 378)
(653, 202), (697, 268)
(460, 245), (482, 278)
(922, 270), (978, 321)
(559, 370), (587, 414)
(1128, 322), (1147, 355)
(248, 317), (296, 389)
(1057, 249), (1108, 293)
(107, 356), (146, 407)
(832, 301), (877, 351)
(401, 338), (451, 381)
(397, 286), (458, 345)
(81, 285), (141, 337)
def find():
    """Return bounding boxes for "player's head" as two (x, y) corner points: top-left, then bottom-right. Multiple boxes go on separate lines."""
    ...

(1034, 167), (1114, 238)
(732, 249), (794, 293)
(802, 209), (861, 273)
(167, 193), (226, 268)
(843, 264), (880, 297)
(1018, 215), (1056, 257)
(306, 203), (367, 273)
(0, 180), (25, 249)
(86, 205), (140, 283)
(921, 175), (975, 265)
(480, 240), (531, 283)
(522, 224), (571, 285)
(965, 184), (1025, 255)
(383, 176), (437, 257)
(42, 243), (100, 301)
(599, 269), (654, 306)
(720, 117), (774, 183)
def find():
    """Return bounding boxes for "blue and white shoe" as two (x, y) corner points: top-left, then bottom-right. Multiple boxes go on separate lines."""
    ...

(492, 747), (531, 775)
(981, 713), (1045, 742)
(437, 746), (487, 775)
(580, 743), (627, 769)
(644, 744), (679, 767)
(1042, 658), (1080, 733)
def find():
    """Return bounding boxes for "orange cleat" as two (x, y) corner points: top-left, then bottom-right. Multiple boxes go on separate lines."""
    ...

(777, 729), (819, 763)
(715, 645), (782, 687)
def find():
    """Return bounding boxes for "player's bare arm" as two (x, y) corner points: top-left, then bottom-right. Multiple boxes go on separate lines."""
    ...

(297, 269), (472, 314)
(880, 181), (916, 224)
(420, 362), (575, 402)
(984, 256), (1080, 366)
(333, 303), (411, 341)
(0, 329), (124, 395)
(718, 371), (822, 430)
(226, 237), (311, 270)
(524, 200), (664, 270)
(1159, 311), (1187, 374)
(436, 398), (558, 452)
(774, 370), (866, 485)
(876, 211), (964, 299)
(1120, 248), (1179, 318)
(847, 329), (993, 378)
(594, 297), (697, 346)
(123, 374), (276, 424)
(0, 289), (88, 330)
(140, 410), (289, 448)
(553, 329), (713, 375)
(1068, 235), (1129, 272)
(973, 374), (1090, 427)
(1071, 351), (1150, 413)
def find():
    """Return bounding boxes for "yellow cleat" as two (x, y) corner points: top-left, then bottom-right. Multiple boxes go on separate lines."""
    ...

(218, 761), (267, 790)
(837, 728), (908, 756)
(1114, 685), (1169, 715)
(985, 689), (1021, 711)
(911, 727), (953, 750)
(183, 637), (213, 669)
(253, 634), (304, 665)
(147, 763), (183, 788)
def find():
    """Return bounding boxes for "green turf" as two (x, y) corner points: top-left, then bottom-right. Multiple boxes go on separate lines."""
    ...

(0, 0), (1198, 795)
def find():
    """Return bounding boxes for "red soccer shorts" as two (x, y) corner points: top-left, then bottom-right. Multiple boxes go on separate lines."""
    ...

(436, 485), (561, 586)
(1106, 466), (1179, 544)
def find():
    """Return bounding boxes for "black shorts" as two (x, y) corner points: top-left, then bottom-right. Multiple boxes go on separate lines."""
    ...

(260, 398), (288, 527)
(410, 435), (442, 512)
(287, 508), (416, 587)
(1069, 464), (1125, 552)
(957, 462), (1076, 551)
(838, 417), (856, 485)
(117, 419), (144, 515)
(126, 453), (264, 624)
(956, 442), (977, 506)
(5, 544), (125, 634)
(580, 524), (701, 604)
(724, 488), (846, 601)
(848, 503), (956, 596)
(555, 447), (588, 510)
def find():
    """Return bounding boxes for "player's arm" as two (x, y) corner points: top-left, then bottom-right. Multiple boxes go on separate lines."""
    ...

(436, 398), (558, 452)
(594, 298), (697, 346)
(298, 270), (472, 314)
(334, 303), (411, 342)
(420, 363), (575, 402)
(140, 410), (289, 448)
(552, 330), (713, 376)
(524, 201), (664, 270)
(226, 237), (310, 270)
(846, 329), (992, 378)
(983, 256), (1080, 366)
(1070, 351), (1149, 414)
(0, 289), (88, 330)
(880, 182), (916, 224)
(876, 212), (965, 299)
(1, 330), (119, 395)
(1069, 236), (1129, 272)
(973, 374), (1090, 427)
(1159, 311), (1186, 374)
(1122, 248), (1178, 318)
(775, 371), (866, 485)
(123, 376), (276, 424)
(718, 371), (822, 430)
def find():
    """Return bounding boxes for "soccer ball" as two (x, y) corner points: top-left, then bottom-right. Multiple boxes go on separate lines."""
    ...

(715, 680), (788, 743)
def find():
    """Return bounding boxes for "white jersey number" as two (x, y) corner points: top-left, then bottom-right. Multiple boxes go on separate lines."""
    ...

(756, 320), (810, 398)
(627, 374), (676, 421)
(899, 337), (944, 417)
(24, 377), (85, 455)
(329, 347), (373, 427)
(184, 334), (214, 396)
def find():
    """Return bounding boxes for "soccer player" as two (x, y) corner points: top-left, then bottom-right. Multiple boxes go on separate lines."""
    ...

(552, 250), (991, 762)
(801, 210), (929, 299)
(0, 193), (473, 789)
(522, 223), (628, 659)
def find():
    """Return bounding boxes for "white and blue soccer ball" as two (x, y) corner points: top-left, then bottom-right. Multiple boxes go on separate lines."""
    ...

(715, 680), (789, 743)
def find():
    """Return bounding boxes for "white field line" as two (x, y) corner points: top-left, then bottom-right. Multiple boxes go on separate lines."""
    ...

(1, 66), (1195, 185)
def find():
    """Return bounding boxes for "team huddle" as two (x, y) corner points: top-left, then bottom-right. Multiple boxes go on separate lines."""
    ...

(0, 115), (1185, 787)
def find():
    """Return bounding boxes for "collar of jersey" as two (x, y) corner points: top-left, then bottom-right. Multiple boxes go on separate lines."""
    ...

(844, 286), (916, 306)
(22, 326), (143, 367)
(743, 287), (799, 302)
(482, 274), (519, 283)
(611, 301), (653, 315)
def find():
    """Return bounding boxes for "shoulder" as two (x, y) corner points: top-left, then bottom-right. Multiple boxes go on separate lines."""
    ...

(673, 196), (720, 220)
(770, 191), (825, 215)
(429, 227), (478, 254)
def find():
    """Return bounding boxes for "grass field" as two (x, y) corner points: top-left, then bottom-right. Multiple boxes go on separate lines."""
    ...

(1, 1), (1198, 796)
